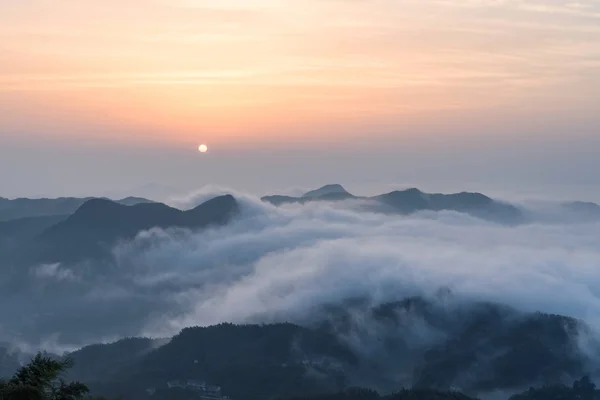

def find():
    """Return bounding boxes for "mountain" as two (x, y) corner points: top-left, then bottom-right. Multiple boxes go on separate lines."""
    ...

(263, 184), (356, 206)
(67, 323), (356, 400)
(303, 184), (354, 200)
(116, 196), (155, 206)
(374, 189), (523, 222)
(66, 337), (166, 384)
(563, 201), (600, 217)
(50, 297), (596, 400)
(373, 188), (429, 214)
(3, 346), (597, 400)
(15, 194), (239, 265)
(308, 295), (594, 394)
(413, 309), (586, 392)
(0, 214), (68, 252)
(262, 186), (522, 223)
(0, 196), (154, 222)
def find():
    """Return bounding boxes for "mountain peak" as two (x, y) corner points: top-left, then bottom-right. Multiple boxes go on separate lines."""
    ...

(564, 201), (600, 213)
(302, 184), (351, 199)
(28, 195), (240, 265)
(75, 198), (124, 215)
(399, 187), (423, 195)
(116, 196), (155, 206)
(189, 194), (237, 213)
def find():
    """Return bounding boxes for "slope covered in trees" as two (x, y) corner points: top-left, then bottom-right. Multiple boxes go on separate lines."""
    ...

(2, 349), (600, 400)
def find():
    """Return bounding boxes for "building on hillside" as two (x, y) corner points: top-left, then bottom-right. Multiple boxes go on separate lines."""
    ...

(166, 381), (180, 389)
(167, 380), (187, 389)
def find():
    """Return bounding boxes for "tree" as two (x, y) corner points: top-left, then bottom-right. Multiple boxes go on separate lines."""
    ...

(0, 353), (103, 400)
(572, 376), (596, 400)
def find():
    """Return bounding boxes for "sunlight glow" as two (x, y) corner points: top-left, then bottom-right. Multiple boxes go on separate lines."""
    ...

(1, 0), (599, 147)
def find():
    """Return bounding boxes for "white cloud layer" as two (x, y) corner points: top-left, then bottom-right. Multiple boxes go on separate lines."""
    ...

(3, 189), (600, 352)
(134, 193), (600, 338)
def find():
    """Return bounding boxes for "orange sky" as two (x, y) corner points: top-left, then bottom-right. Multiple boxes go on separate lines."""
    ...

(1, 0), (600, 150)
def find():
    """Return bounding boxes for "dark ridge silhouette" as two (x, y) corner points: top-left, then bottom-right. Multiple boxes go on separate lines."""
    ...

(185, 194), (238, 227)
(315, 191), (357, 201)
(28, 298), (592, 400)
(375, 189), (522, 222)
(563, 201), (600, 217)
(143, 322), (357, 374)
(117, 196), (155, 206)
(17, 194), (239, 265)
(65, 337), (167, 384)
(262, 186), (522, 223)
(312, 296), (589, 393)
(0, 196), (154, 221)
(0, 214), (68, 248)
(374, 188), (430, 214)
(303, 184), (354, 199)
(65, 322), (356, 400)
(263, 185), (356, 206)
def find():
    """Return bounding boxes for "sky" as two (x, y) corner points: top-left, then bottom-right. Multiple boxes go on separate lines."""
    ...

(1, 0), (599, 200)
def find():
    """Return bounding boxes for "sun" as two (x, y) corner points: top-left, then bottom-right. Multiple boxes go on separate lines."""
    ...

(198, 144), (208, 153)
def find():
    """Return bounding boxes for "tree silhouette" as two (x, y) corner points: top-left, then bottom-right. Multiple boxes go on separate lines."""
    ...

(0, 353), (105, 400)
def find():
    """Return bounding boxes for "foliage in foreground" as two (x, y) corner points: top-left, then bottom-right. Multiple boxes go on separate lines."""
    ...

(3, 351), (600, 400)
(0, 353), (106, 400)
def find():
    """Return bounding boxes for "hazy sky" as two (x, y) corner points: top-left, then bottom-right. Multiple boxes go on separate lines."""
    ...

(1, 0), (599, 200)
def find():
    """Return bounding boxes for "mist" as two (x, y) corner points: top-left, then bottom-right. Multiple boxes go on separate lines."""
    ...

(1, 188), (600, 356)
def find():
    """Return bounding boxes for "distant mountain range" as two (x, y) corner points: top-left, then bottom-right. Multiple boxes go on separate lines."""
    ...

(30, 194), (238, 265)
(564, 201), (600, 214)
(263, 185), (523, 223)
(0, 195), (239, 267)
(302, 184), (354, 200)
(263, 184), (600, 223)
(2, 184), (600, 269)
(2, 185), (600, 400)
(0, 214), (68, 250)
(0, 196), (154, 222)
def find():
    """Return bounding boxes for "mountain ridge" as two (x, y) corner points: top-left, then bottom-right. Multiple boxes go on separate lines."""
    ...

(263, 186), (522, 223)
(303, 184), (354, 199)
(0, 196), (155, 222)
(11, 194), (239, 266)
(48, 297), (596, 400)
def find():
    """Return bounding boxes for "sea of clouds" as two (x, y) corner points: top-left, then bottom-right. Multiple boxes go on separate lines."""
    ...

(2, 186), (600, 354)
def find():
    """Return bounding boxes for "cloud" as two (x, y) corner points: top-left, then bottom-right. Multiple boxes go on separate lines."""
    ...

(134, 196), (600, 338)
(32, 263), (79, 282)
(165, 184), (253, 209)
(3, 189), (600, 357)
